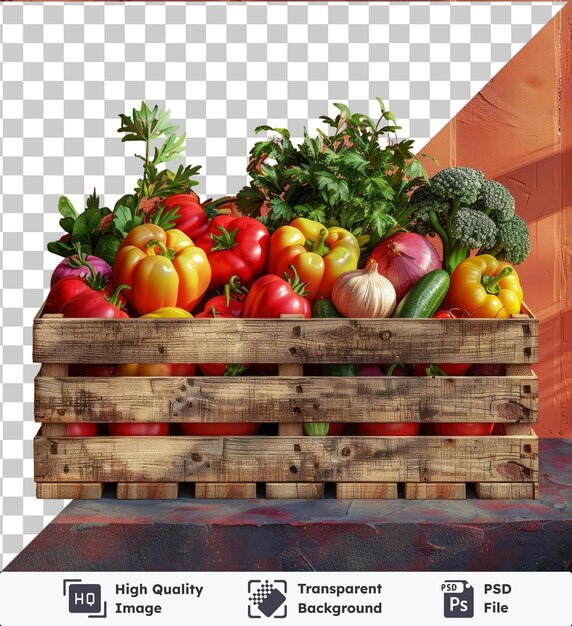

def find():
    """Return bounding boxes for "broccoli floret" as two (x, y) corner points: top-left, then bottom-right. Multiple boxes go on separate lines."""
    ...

(409, 185), (448, 235)
(474, 180), (515, 223)
(408, 167), (530, 273)
(481, 214), (531, 265)
(430, 167), (485, 206)
(451, 207), (498, 250)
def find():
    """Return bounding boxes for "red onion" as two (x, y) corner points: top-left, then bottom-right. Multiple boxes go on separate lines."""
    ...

(366, 232), (441, 301)
(51, 255), (112, 287)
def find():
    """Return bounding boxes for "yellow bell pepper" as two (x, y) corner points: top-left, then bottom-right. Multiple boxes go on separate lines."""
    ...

(448, 254), (523, 318)
(267, 217), (360, 302)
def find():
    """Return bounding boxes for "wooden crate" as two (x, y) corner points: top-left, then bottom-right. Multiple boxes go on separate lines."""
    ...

(33, 309), (539, 500)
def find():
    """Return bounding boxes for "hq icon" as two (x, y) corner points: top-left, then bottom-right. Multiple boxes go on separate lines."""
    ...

(442, 580), (474, 618)
(63, 579), (107, 619)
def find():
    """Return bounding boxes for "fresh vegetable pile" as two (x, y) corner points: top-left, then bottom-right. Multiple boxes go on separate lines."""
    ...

(45, 101), (532, 439)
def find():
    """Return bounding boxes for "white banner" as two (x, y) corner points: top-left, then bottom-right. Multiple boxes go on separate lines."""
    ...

(0, 571), (570, 625)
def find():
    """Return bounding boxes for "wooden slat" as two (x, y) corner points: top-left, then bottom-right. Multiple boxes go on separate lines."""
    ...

(505, 352), (535, 434)
(33, 316), (538, 364)
(34, 435), (539, 484)
(336, 483), (398, 499)
(476, 482), (539, 499)
(116, 483), (179, 499)
(194, 483), (256, 499)
(34, 374), (539, 424)
(404, 483), (467, 499)
(36, 483), (103, 499)
(266, 483), (324, 498)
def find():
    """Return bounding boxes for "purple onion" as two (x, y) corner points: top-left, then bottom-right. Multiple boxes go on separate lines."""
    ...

(51, 255), (112, 287)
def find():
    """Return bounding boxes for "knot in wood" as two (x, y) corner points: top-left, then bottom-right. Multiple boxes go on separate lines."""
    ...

(191, 452), (202, 462)
(289, 464), (298, 474)
(380, 330), (391, 341)
(341, 446), (352, 457)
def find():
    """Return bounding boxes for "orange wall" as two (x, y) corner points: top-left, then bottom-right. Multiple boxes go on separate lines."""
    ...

(419, 5), (572, 437)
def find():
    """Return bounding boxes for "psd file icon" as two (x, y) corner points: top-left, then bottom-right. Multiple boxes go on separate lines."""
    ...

(442, 580), (474, 618)
(248, 579), (287, 618)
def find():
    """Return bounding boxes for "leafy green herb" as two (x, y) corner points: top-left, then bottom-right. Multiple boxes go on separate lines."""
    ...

(118, 101), (200, 206)
(237, 100), (431, 253)
(48, 102), (202, 265)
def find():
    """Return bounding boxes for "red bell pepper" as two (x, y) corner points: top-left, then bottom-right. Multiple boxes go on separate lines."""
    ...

(195, 215), (269, 290)
(161, 193), (209, 241)
(61, 285), (130, 319)
(242, 268), (312, 319)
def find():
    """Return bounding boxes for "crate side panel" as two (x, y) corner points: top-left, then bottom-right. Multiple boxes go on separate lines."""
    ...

(34, 435), (539, 484)
(35, 375), (539, 424)
(33, 317), (539, 364)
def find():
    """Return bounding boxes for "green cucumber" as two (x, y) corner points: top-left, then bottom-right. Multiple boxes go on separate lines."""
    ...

(392, 270), (450, 318)
(312, 298), (341, 318)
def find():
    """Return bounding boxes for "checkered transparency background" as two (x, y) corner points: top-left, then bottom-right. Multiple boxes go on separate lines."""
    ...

(0, 1), (563, 568)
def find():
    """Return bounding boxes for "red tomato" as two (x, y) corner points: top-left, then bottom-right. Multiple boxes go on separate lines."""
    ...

(67, 423), (98, 437)
(242, 274), (311, 319)
(327, 423), (346, 436)
(161, 193), (209, 241)
(109, 423), (169, 436)
(358, 364), (384, 376)
(434, 423), (494, 436)
(195, 215), (270, 290)
(357, 423), (420, 436)
(202, 293), (244, 318)
(180, 423), (260, 436)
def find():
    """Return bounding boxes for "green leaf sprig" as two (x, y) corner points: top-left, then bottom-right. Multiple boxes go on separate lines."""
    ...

(237, 99), (432, 255)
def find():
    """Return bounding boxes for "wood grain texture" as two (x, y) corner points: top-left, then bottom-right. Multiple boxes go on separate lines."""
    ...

(35, 435), (538, 484)
(335, 483), (398, 499)
(404, 483), (467, 500)
(116, 483), (179, 500)
(505, 352), (534, 435)
(476, 482), (539, 499)
(33, 316), (538, 365)
(34, 374), (539, 424)
(278, 360), (304, 435)
(194, 483), (256, 499)
(265, 483), (324, 499)
(36, 483), (103, 499)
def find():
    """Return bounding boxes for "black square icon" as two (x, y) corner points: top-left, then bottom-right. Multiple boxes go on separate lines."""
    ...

(68, 584), (102, 614)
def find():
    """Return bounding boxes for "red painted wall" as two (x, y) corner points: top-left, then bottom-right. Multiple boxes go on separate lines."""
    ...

(419, 6), (571, 437)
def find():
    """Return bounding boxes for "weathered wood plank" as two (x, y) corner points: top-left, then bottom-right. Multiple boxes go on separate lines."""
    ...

(505, 357), (535, 435)
(404, 483), (467, 499)
(34, 374), (539, 423)
(336, 483), (398, 499)
(116, 483), (179, 500)
(278, 359), (304, 435)
(194, 483), (256, 499)
(34, 435), (539, 484)
(33, 316), (539, 364)
(36, 483), (103, 499)
(476, 482), (539, 499)
(266, 483), (324, 498)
